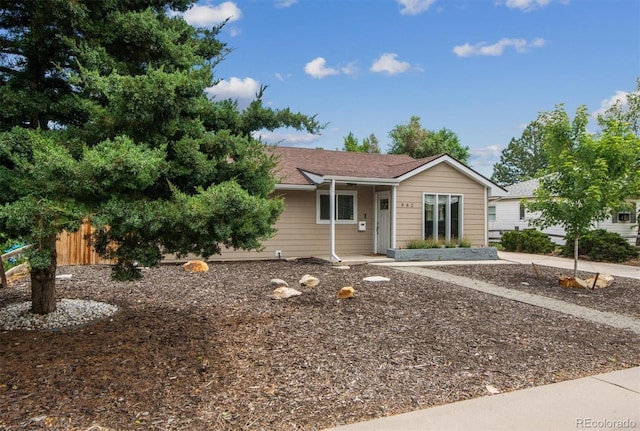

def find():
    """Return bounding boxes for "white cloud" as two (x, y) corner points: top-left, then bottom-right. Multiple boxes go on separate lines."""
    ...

(453, 38), (546, 57)
(304, 57), (340, 79)
(205, 77), (261, 102)
(370, 53), (411, 75)
(182, 2), (242, 27)
(253, 130), (320, 146)
(341, 62), (359, 76)
(470, 144), (505, 176)
(276, 0), (298, 8)
(592, 90), (630, 117)
(500, 0), (569, 11)
(397, 0), (437, 15)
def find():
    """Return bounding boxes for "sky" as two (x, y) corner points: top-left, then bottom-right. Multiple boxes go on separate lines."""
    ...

(177, 0), (639, 177)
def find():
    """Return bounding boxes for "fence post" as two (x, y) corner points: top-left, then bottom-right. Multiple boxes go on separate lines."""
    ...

(0, 256), (7, 289)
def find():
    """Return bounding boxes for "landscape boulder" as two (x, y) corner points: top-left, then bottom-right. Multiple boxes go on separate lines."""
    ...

(558, 276), (588, 289)
(270, 278), (289, 288)
(271, 287), (302, 300)
(299, 274), (319, 287)
(363, 276), (390, 282)
(337, 286), (356, 299)
(584, 274), (614, 289)
(183, 260), (209, 272)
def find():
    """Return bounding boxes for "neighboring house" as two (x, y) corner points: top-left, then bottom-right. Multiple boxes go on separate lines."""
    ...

(212, 147), (506, 261)
(489, 178), (639, 246)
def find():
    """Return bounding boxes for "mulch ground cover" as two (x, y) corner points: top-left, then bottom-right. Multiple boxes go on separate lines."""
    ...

(1, 260), (639, 430)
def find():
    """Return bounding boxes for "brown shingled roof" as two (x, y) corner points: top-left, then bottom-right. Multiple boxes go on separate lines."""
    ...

(269, 146), (442, 185)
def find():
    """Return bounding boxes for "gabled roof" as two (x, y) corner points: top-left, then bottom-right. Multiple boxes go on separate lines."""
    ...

(270, 146), (438, 185)
(503, 178), (540, 198)
(269, 146), (507, 196)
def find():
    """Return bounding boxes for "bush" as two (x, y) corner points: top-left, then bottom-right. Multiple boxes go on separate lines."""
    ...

(405, 237), (472, 249)
(520, 229), (555, 254)
(500, 231), (521, 252)
(406, 238), (441, 249)
(500, 229), (554, 254)
(562, 230), (638, 262)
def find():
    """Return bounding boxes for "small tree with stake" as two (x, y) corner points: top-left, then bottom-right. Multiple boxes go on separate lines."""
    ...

(0, 1), (322, 314)
(525, 105), (640, 278)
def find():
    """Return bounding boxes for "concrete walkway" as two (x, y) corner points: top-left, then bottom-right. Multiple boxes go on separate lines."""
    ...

(391, 266), (640, 334)
(375, 251), (640, 280)
(324, 253), (640, 431)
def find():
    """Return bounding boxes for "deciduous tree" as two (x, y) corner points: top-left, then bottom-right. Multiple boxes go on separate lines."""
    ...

(0, 0), (322, 314)
(388, 116), (469, 163)
(525, 105), (640, 277)
(597, 77), (640, 245)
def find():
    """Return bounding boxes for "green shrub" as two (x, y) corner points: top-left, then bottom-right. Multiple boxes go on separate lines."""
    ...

(406, 238), (440, 249)
(500, 229), (554, 254)
(405, 237), (471, 249)
(520, 229), (555, 254)
(458, 238), (472, 248)
(562, 229), (638, 262)
(500, 230), (521, 252)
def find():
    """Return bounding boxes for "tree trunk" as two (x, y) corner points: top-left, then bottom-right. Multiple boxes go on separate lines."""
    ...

(573, 235), (579, 279)
(30, 236), (58, 314)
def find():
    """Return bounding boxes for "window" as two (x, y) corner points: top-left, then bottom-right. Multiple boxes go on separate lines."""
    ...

(612, 205), (637, 223)
(617, 212), (631, 222)
(317, 191), (357, 224)
(488, 205), (496, 222)
(424, 194), (462, 241)
(613, 203), (637, 224)
(519, 203), (526, 221)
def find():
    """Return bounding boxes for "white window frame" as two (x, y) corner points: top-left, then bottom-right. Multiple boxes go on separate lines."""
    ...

(519, 203), (526, 221)
(488, 205), (496, 222)
(422, 193), (464, 242)
(617, 212), (631, 222)
(316, 190), (358, 224)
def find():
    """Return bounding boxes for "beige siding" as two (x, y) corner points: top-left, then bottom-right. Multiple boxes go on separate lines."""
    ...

(210, 186), (375, 260)
(396, 163), (487, 247)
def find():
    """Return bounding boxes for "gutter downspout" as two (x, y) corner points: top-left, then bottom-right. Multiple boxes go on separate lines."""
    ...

(329, 179), (341, 262)
(484, 187), (488, 246)
(391, 185), (397, 250)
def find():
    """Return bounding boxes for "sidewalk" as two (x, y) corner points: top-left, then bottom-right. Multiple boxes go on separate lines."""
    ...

(325, 367), (640, 431)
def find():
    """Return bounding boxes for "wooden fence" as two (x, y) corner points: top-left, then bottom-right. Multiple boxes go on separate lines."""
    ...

(56, 219), (112, 266)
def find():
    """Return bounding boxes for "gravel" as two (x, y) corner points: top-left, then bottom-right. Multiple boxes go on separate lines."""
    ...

(0, 298), (118, 331)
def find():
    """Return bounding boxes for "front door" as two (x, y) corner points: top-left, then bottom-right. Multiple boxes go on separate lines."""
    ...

(376, 192), (390, 254)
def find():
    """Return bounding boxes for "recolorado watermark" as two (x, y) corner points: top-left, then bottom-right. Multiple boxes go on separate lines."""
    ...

(576, 418), (637, 429)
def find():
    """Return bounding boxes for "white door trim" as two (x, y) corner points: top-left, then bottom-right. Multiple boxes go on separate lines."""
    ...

(375, 191), (391, 254)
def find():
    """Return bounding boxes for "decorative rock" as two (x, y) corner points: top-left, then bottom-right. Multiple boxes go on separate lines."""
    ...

(183, 260), (209, 272)
(585, 274), (614, 289)
(271, 287), (302, 300)
(337, 286), (356, 299)
(333, 266), (351, 270)
(363, 276), (390, 282)
(559, 276), (588, 289)
(299, 274), (319, 287)
(486, 384), (501, 395)
(270, 278), (289, 287)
